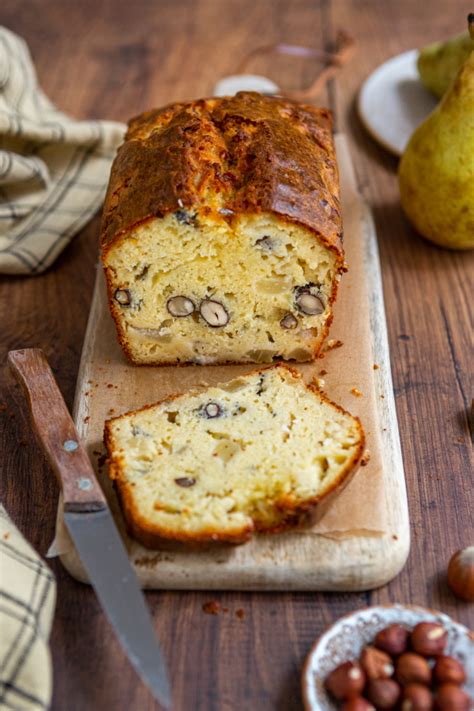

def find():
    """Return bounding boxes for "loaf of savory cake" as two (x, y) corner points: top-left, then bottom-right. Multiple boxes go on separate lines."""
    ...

(101, 92), (344, 365)
(104, 364), (364, 546)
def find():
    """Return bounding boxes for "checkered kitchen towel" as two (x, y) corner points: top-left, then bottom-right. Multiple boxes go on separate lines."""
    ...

(0, 505), (56, 710)
(0, 26), (125, 274)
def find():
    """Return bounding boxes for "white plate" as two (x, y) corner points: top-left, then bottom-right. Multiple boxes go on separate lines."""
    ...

(358, 49), (438, 156)
(302, 604), (474, 711)
(213, 74), (280, 97)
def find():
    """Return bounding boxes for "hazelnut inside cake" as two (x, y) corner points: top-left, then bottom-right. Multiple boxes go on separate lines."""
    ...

(105, 365), (364, 546)
(101, 92), (344, 365)
(105, 212), (338, 364)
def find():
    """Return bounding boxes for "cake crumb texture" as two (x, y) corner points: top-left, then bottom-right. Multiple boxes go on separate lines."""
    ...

(105, 364), (364, 546)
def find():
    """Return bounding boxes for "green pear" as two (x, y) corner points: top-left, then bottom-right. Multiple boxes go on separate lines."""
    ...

(418, 31), (474, 98)
(399, 51), (474, 250)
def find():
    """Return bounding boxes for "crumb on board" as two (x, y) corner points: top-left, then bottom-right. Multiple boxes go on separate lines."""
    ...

(3, 532), (10, 540)
(236, 609), (245, 620)
(350, 387), (363, 397)
(325, 339), (343, 353)
(202, 600), (220, 615)
(360, 450), (371, 466)
(107, 383), (114, 389)
(83, 416), (90, 424)
(319, 369), (328, 376)
(373, 364), (379, 370)
(392, 534), (399, 541)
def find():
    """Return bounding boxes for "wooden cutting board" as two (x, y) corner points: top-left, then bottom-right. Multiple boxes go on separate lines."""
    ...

(55, 135), (409, 591)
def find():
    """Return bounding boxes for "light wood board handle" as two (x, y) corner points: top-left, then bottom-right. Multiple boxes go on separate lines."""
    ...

(8, 348), (107, 513)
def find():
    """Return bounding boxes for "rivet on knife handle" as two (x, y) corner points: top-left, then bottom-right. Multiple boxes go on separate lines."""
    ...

(8, 348), (107, 513)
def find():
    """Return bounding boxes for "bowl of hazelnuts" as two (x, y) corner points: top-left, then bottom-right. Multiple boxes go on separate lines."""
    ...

(302, 605), (473, 711)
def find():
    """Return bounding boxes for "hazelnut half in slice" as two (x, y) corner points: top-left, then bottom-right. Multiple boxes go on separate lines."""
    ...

(280, 313), (298, 329)
(204, 402), (221, 419)
(166, 295), (195, 317)
(114, 288), (131, 306)
(295, 289), (325, 315)
(199, 299), (229, 327)
(174, 477), (196, 488)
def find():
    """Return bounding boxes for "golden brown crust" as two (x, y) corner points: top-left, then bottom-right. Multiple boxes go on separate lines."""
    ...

(104, 364), (364, 548)
(100, 92), (343, 264)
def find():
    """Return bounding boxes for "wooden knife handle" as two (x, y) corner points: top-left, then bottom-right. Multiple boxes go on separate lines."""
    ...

(8, 348), (107, 513)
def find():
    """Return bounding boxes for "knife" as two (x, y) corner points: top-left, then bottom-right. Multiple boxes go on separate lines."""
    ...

(8, 348), (171, 710)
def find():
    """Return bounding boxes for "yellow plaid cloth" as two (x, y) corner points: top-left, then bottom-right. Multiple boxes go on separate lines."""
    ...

(0, 26), (125, 274)
(0, 505), (56, 710)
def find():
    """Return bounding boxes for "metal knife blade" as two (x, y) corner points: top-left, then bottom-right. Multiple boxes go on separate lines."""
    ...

(64, 509), (171, 709)
(8, 348), (171, 710)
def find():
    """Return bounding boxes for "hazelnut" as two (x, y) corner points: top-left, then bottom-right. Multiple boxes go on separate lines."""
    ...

(255, 235), (274, 250)
(166, 295), (195, 317)
(366, 678), (401, 710)
(434, 684), (470, 711)
(174, 477), (196, 487)
(199, 299), (229, 327)
(280, 312), (298, 329)
(325, 661), (366, 700)
(396, 653), (432, 686)
(203, 402), (221, 419)
(401, 684), (433, 711)
(433, 656), (466, 685)
(360, 646), (394, 680)
(374, 624), (409, 656)
(342, 698), (376, 711)
(175, 208), (198, 226)
(447, 547), (474, 601)
(114, 288), (131, 306)
(295, 290), (325, 315)
(411, 623), (448, 657)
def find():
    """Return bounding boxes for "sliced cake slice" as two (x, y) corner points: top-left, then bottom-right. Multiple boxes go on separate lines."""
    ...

(104, 364), (365, 546)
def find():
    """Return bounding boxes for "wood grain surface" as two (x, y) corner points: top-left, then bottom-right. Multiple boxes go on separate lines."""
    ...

(0, 1), (472, 710)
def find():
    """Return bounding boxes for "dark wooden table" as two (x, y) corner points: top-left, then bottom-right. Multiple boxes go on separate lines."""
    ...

(1, 1), (472, 709)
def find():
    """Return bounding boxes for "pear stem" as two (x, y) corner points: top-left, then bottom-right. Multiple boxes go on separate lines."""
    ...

(468, 13), (474, 40)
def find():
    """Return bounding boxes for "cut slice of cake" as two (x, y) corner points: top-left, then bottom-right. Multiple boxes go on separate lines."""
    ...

(104, 364), (364, 546)
(100, 92), (344, 365)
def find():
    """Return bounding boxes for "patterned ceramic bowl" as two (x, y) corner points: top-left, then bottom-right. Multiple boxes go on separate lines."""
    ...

(302, 605), (474, 710)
